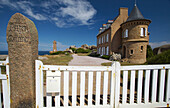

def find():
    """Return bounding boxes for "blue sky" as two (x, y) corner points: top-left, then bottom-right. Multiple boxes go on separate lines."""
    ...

(0, 0), (170, 51)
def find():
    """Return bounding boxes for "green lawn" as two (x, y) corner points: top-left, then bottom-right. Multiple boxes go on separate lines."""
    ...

(101, 61), (144, 66)
(1, 66), (6, 74)
(76, 52), (91, 56)
(40, 54), (73, 65)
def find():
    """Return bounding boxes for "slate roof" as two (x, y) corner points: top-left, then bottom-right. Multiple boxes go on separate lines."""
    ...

(126, 5), (145, 22)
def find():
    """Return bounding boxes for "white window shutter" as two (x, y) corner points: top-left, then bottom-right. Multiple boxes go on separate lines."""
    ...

(145, 28), (147, 36)
(141, 28), (144, 36)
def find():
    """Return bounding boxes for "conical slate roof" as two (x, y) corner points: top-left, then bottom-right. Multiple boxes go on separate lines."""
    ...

(126, 5), (145, 22)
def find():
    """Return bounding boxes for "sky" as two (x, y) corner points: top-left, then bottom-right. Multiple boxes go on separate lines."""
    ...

(0, 0), (170, 51)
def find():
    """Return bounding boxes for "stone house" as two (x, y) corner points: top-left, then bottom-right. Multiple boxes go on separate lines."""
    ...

(96, 4), (151, 64)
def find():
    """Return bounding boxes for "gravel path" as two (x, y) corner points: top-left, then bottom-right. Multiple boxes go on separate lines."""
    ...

(68, 54), (112, 66)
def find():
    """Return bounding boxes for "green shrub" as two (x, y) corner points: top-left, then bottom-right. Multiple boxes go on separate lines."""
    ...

(70, 48), (76, 53)
(101, 55), (110, 60)
(50, 51), (65, 55)
(147, 50), (170, 64)
(88, 53), (100, 57)
(147, 45), (154, 59)
(75, 48), (91, 53)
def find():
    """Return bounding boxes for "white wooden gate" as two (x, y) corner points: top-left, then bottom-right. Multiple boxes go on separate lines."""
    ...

(36, 60), (116, 108)
(0, 57), (10, 108)
(36, 60), (170, 108)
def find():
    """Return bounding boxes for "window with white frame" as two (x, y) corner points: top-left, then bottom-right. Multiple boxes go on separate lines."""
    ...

(141, 28), (147, 37)
(145, 28), (147, 36)
(124, 29), (128, 38)
(101, 47), (103, 55)
(106, 34), (109, 42)
(104, 35), (105, 43)
(99, 47), (101, 54)
(106, 46), (109, 55)
(99, 38), (101, 44)
(103, 47), (105, 55)
(102, 37), (103, 43)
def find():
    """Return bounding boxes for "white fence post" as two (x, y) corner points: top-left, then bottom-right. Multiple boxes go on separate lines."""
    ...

(114, 61), (121, 108)
(166, 69), (170, 103)
(36, 60), (44, 108)
(6, 56), (10, 103)
(110, 62), (115, 107)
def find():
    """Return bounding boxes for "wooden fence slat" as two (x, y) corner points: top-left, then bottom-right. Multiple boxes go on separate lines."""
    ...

(122, 70), (128, 104)
(96, 71), (101, 105)
(2, 80), (10, 108)
(103, 71), (109, 105)
(151, 69), (158, 103)
(55, 70), (61, 107)
(137, 70), (143, 104)
(88, 71), (93, 106)
(144, 70), (150, 103)
(115, 62), (121, 108)
(35, 60), (43, 108)
(130, 70), (136, 104)
(55, 93), (60, 107)
(166, 69), (170, 102)
(47, 93), (52, 107)
(72, 71), (77, 106)
(0, 83), (1, 108)
(80, 72), (85, 106)
(64, 71), (69, 107)
(159, 69), (165, 102)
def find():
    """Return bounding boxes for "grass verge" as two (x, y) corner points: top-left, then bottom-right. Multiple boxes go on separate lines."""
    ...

(40, 54), (73, 65)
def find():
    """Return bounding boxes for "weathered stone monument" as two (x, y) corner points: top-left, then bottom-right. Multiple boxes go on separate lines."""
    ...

(6, 13), (38, 107)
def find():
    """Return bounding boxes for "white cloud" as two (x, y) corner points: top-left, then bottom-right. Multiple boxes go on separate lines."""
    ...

(149, 41), (170, 48)
(0, 0), (97, 27)
(25, 8), (47, 20)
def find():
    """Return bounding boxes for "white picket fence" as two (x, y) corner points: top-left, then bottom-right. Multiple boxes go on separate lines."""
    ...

(117, 63), (170, 108)
(36, 60), (170, 108)
(0, 57), (10, 108)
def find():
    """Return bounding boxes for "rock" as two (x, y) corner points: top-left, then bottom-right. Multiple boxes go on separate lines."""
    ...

(81, 44), (89, 49)
(153, 44), (170, 55)
(69, 45), (76, 49)
(65, 48), (70, 51)
(90, 45), (97, 50)
(7, 13), (38, 108)
(109, 52), (121, 61)
(38, 56), (48, 60)
(65, 49), (73, 54)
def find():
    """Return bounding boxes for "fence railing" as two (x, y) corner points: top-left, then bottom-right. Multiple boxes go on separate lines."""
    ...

(0, 57), (10, 108)
(36, 60), (116, 108)
(36, 60), (170, 108)
(115, 64), (170, 108)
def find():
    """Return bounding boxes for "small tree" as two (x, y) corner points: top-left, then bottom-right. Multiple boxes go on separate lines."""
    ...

(146, 45), (154, 59)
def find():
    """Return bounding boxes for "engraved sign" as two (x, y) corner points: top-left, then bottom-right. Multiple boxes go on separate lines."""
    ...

(6, 13), (38, 108)
(7, 14), (31, 44)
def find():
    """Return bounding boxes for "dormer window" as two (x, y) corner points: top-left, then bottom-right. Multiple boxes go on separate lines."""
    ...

(141, 28), (147, 37)
(124, 29), (128, 38)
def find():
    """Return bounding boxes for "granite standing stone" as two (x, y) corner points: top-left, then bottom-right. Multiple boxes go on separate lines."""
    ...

(6, 13), (38, 108)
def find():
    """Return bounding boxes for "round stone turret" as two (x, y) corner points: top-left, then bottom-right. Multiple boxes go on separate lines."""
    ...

(121, 5), (151, 64)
